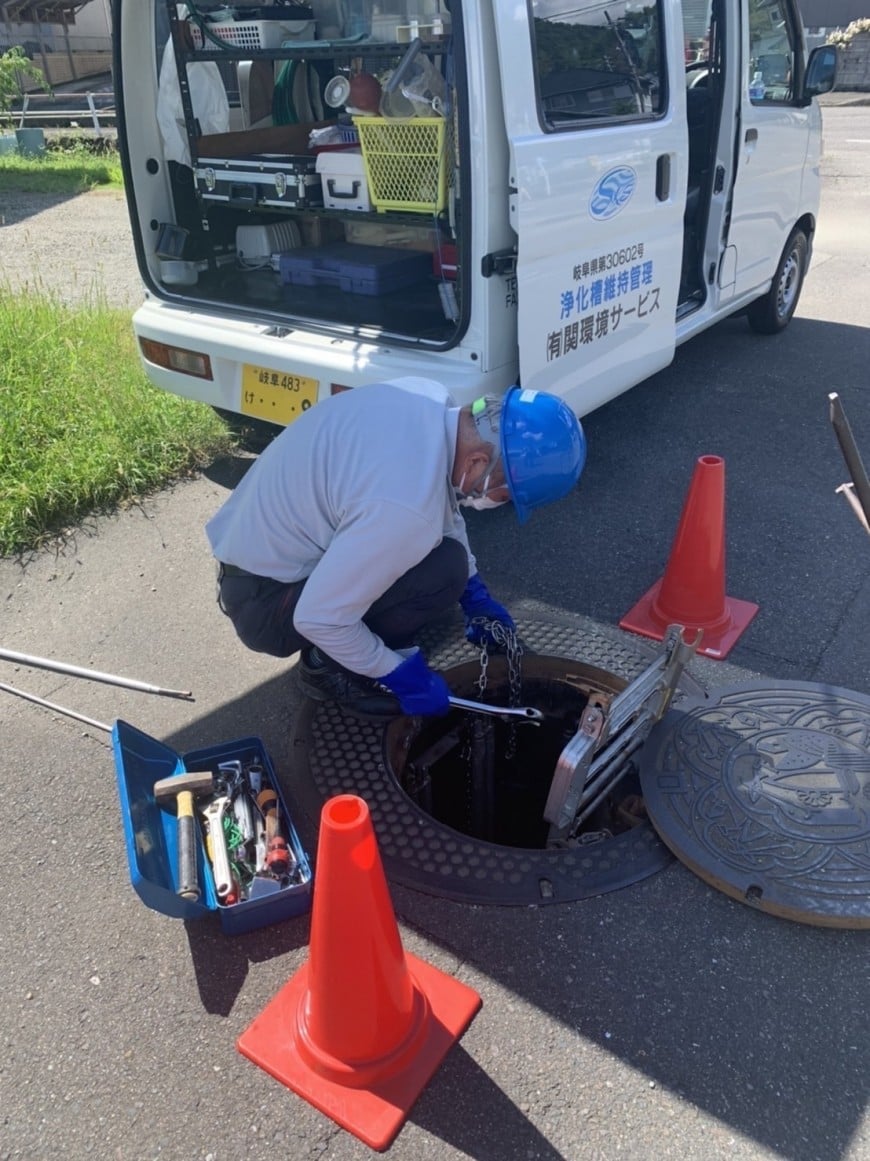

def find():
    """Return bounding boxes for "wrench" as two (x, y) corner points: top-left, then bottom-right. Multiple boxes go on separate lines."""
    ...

(448, 696), (543, 724)
(201, 796), (234, 900)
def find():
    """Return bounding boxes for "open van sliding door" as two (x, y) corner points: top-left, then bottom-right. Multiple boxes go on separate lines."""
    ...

(726, 0), (813, 299)
(491, 0), (688, 416)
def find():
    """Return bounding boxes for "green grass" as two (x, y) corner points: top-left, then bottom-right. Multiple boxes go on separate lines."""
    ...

(0, 140), (123, 193)
(0, 291), (235, 555)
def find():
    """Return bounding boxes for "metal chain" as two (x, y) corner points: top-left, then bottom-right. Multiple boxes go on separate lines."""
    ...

(460, 619), (526, 828)
(471, 619), (524, 760)
(474, 628), (489, 699)
(459, 626), (491, 829)
(461, 728), (473, 831)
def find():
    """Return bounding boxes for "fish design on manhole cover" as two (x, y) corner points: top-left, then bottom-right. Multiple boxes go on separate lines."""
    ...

(638, 681), (870, 928)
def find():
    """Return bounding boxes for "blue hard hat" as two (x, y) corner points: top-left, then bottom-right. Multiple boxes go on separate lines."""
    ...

(499, 385), (587, 524)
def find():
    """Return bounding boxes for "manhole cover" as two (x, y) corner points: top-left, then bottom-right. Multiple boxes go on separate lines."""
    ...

(284, 618), (703, 906)
(638, 681), (870, 928)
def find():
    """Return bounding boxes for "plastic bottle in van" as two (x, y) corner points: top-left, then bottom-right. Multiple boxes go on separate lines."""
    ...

(749, 70), (765, 101)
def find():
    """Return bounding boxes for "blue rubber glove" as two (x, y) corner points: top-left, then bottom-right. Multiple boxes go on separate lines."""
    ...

(459, 573), (516, 646)
(378, 649), (450, 716)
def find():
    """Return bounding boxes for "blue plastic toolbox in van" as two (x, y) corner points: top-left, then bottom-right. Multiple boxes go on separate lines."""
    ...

(278, 242), (431, 296)
(112, 721), (312, 935)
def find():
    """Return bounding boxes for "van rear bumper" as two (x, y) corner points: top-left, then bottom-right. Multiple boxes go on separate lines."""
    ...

(132, 299), (507, 418)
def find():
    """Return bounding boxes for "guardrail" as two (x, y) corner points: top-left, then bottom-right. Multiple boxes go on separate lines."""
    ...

(14, 92), (116, 135)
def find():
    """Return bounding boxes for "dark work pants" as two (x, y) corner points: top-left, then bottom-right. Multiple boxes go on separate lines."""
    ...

(217, 538), (468, 669)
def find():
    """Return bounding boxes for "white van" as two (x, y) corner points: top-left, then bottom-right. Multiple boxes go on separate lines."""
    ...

(115, 0), (837, 430)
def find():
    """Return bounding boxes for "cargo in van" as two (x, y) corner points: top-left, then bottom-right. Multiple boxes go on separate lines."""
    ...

(115, 0), (837, 424)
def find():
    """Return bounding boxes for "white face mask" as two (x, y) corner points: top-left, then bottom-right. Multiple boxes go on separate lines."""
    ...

(460, 494), (508, 511)
(455, 466), (509, 510)
(455, 464), (508, 510)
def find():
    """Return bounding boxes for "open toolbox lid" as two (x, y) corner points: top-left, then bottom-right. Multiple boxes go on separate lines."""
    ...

(112, 720), (312, 932)
(112, 720), (211, 920)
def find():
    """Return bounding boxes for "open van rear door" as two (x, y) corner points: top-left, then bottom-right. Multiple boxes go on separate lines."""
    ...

(492, 1), (688, 416)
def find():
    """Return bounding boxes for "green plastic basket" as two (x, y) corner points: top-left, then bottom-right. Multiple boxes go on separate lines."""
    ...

(353, 116), (449, 214)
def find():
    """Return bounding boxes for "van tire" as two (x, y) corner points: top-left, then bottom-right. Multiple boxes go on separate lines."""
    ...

(747, 229), (808, 334)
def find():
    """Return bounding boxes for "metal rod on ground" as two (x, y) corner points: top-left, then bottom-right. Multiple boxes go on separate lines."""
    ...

(829, 392), (870, 532)
(836, 484), (870, 535)
(0, 681), (111, 734)
(0, 647), (193, 700)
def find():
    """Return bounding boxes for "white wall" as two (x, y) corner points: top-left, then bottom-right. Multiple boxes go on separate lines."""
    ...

(1, 0), (111, 54)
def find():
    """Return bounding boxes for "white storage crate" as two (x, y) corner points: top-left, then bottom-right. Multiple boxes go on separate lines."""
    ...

(191, 19), (316, 51)
(316, 150), (371, 212)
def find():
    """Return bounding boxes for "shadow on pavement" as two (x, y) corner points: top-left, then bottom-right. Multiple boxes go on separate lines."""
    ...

(161, 311), (870, 1158)
(162, 674), (870, 1161)
(0, 189), (82, 226)
(397, 865), (869, 1161)
(183, 909), (310, 1017)
(411, 1044), (572, 1161)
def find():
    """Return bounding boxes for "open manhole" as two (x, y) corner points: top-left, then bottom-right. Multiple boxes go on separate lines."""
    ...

(285, 619), (703, 906)
(387, 655), (647, 850)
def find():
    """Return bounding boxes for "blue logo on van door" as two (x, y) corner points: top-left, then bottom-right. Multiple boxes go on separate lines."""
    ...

(589, 166), (637, 220)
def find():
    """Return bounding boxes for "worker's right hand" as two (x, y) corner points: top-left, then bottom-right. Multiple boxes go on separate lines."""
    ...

(377, 649), (450, 717)
(459, 573), (515, 646)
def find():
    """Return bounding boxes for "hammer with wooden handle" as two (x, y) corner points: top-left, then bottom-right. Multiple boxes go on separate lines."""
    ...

(153, 770), (214, 902)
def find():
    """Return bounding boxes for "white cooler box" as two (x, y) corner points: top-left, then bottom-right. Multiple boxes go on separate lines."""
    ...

(316, 149), (371, 212)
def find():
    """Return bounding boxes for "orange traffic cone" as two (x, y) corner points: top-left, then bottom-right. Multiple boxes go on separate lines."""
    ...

(237, 794), (482, 1152)
(619, 454), (758, 659)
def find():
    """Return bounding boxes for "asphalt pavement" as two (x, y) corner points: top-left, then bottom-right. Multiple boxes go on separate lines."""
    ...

(1, 107), (869, 1161)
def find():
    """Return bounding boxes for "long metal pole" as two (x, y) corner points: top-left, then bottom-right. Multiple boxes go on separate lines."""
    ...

(829, 392), (870, 531)
(0, 681), (111, 734)
(0, 647), (193, 700)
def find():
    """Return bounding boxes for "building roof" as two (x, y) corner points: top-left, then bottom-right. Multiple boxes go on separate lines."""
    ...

(798, 0), (870, 27)
(0, 0), (89, 18)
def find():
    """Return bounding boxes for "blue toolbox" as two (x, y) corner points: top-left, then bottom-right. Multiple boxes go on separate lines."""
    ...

(112, 721), (312, 935)
(278, 242), (432, 296)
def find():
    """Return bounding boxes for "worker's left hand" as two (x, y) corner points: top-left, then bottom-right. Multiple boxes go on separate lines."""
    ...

(459, 573), (516, 647)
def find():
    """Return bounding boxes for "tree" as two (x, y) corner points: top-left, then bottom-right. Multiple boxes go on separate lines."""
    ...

(0, 47), (48, 129)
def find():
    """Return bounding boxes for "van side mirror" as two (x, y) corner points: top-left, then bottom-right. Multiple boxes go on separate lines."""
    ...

(801, 45), (838, 104)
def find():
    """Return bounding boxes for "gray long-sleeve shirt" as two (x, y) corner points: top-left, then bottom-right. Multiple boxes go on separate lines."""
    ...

(205, 378), (476, 679)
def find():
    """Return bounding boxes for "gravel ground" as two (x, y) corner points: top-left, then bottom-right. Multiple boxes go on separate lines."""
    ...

(0, 189), (144, 308)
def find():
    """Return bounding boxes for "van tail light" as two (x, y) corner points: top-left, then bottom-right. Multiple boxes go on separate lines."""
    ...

(139, 338), (213, 380)
(330, 382), (352, 395)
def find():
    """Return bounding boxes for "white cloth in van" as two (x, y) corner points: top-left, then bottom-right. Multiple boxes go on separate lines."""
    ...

(156, 29), (230, 167)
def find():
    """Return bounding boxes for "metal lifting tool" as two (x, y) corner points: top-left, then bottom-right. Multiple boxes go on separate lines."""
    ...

(447, 695), (544, 723)
(0, 646), (193, 699)
(0, 649), (194, 730)
(829, 392), (870, 535)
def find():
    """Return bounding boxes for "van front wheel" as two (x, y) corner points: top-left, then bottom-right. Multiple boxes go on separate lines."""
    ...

(747, 229), (808, 334)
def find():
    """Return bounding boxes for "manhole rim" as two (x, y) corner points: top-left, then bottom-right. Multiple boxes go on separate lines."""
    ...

(283, 619), (695, 906)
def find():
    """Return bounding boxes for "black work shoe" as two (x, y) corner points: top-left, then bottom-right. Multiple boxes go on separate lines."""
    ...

(297, 648), (402, 719)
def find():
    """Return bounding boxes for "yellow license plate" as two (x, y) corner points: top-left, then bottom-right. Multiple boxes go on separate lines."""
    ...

(240, 364), (319, 426)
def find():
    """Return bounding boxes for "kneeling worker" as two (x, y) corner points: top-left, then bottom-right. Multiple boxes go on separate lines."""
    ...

(206, 379), (586, 717)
